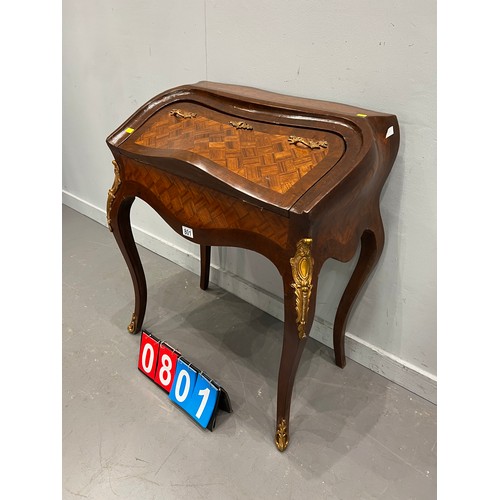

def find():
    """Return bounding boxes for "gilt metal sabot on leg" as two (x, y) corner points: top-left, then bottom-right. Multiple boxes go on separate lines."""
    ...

(275, 418), (289, 452)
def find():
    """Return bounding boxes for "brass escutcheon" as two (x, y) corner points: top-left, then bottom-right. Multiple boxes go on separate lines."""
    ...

(288, 135), (328, 149)
(170, 109), (197, 119)
(229, 120), (253, 130)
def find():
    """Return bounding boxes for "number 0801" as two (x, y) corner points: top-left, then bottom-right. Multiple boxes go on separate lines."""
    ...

(138, 331), (219, 429)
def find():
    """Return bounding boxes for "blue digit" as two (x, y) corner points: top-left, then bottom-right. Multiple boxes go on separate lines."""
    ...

(184, 374), (218, 428)
(169, 358), (197, 411)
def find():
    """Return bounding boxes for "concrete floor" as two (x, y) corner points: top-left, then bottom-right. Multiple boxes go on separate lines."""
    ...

(62, 205), (436, 499)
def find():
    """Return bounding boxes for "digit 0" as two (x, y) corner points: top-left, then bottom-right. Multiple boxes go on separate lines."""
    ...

(174, 370), (191, 402)
(138, 332), (160, 380)
(169, 359), (197, 409)
(142, 344), (155, 373)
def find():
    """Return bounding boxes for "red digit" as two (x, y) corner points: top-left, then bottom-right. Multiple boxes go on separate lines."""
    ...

(138, 332), (160, 380)
(154, 343), (179, 393)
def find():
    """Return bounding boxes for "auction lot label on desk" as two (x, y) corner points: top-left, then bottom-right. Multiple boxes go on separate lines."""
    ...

(138, 330), (231, 430)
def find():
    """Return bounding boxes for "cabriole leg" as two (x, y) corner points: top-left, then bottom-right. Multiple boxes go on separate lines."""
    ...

(275, 238), (317, 451)
(333, 223), (385, 368)
(107, 161), (147, 334)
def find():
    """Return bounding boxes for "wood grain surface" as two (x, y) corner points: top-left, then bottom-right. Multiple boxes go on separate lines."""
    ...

(133, 103), (345, 194)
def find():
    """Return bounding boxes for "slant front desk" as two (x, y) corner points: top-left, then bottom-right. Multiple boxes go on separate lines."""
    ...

(106, 81), (399, 451)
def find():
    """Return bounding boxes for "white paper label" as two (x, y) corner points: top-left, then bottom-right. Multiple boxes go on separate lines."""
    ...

(182, 226), (194, 238)
(385, 126), (394, 138)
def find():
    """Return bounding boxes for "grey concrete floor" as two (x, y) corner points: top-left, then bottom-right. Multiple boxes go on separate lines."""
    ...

(62, 205), (436, 499)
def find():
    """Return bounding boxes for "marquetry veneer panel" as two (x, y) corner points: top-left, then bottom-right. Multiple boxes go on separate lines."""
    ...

(122, 157), (289, 247)
(133, 106), (345, 194)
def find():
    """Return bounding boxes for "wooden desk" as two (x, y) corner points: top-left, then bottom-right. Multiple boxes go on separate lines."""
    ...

(106, 81), (399, 451)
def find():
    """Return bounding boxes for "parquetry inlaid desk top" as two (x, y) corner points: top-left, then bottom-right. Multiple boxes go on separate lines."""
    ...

(106, 81), (400, 451)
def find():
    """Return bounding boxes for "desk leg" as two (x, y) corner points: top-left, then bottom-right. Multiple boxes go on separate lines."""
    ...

(199, 245), (211, 290)
(275, 238), (317, 452)
(108, 192), (147, 335)
(275, 308), (308, 452)
(333, 224), (384, 368)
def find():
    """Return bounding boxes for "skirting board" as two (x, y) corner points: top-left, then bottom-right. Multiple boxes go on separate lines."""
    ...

(62, 191), (437, 404)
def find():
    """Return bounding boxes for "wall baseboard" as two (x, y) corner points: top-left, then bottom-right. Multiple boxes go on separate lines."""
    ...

(63, 191), (437, 404)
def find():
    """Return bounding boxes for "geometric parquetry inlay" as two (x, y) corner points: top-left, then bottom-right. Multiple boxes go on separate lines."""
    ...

(133, 109), (344, 194)
(122, 157), (289, 247)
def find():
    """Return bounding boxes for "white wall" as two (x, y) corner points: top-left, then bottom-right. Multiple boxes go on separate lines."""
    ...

(63, 0), (436, 402)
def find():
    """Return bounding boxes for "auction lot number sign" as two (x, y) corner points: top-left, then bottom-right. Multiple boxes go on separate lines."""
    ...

(138, 330), (231, 430)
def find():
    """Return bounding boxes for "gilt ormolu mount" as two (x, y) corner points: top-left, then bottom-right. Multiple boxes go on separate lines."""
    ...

(106, 81), (400, 451)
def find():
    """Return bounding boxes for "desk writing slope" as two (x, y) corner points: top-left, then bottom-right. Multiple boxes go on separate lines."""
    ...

(106, 81), (400, 451)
